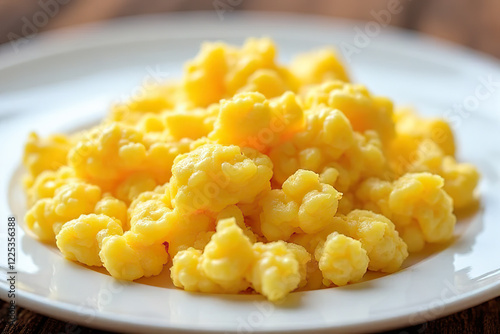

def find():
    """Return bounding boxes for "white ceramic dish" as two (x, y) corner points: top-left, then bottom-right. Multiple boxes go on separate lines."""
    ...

(1, 11), (500, 334)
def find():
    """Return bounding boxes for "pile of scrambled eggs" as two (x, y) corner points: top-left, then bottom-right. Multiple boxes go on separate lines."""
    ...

(23, 38), (480, 301)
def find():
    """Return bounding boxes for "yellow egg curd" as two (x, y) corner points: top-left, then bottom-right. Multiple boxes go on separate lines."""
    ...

(23, 38), (479, 301)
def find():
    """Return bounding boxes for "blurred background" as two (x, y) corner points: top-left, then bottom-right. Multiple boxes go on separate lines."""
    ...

(0, 0), (499, 59)
(1, 2), (499, 334)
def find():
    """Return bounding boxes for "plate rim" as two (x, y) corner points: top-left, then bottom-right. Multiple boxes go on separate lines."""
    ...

(1, 11), (500, 334)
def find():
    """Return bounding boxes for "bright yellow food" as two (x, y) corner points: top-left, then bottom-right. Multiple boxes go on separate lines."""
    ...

(342, 210), (408, 273)
(56, 214), (123, 266)
(356, 173), (456, 252)
(259, 169), (342, 241)
(22, 38), (480, 301)
(169, 143), (273, 213)
(315, 232), (369, 287)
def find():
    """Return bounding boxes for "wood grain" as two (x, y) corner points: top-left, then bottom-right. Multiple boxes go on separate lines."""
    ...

(1, 0), (499, 333)
(1, 297), (499, 334)
(1, 0), (499, 58)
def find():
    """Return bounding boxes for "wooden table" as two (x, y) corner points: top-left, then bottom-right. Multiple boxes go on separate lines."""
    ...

(1, 297), (499, 334)
(1, 0), (499, 58)
(1, 1), (499, 333)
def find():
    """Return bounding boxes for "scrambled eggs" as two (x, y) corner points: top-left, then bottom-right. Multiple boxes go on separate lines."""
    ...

(23, 38), (480, 301)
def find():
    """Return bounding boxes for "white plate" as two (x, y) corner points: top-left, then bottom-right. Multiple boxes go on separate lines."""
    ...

(1, 12), (500, 334)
